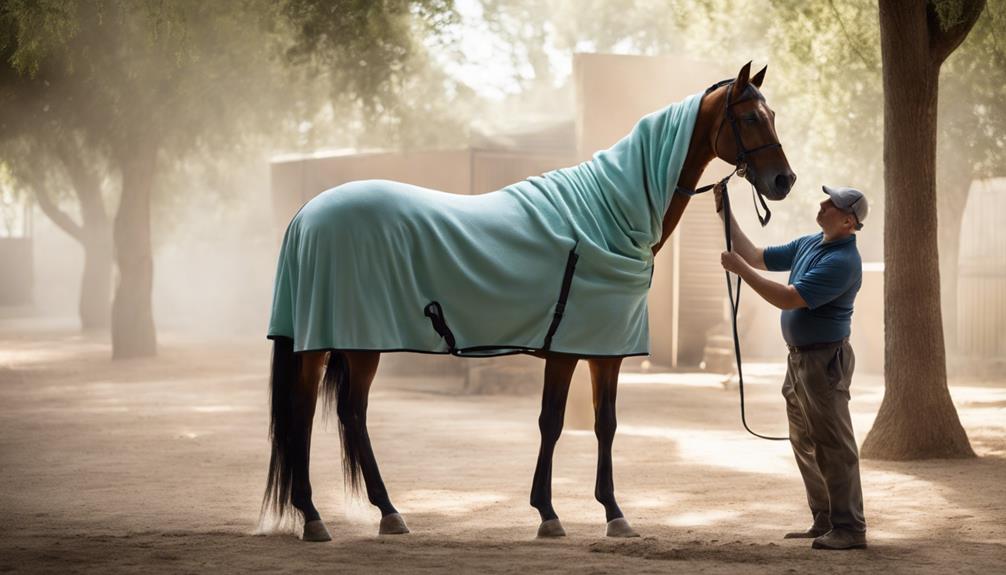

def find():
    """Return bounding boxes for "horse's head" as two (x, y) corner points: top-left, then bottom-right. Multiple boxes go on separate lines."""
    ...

(711, 62), (795, 201)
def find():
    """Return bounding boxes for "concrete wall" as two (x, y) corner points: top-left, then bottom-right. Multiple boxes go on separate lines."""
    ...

(957, 178), (1006, 363)
(0, 238), (33, 305)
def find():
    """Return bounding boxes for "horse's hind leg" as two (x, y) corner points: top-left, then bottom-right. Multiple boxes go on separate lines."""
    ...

(530, 356), (578, 538)
(337, 351), (409, 535)
(260, 341), (330, 542)
(290, 351), (331, 541)
(589, 357), (639, 538)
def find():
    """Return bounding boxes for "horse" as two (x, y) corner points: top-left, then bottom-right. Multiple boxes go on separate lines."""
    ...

(260, 62), (795, 542)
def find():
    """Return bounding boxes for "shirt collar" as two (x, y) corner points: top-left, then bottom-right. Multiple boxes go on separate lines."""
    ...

(818, 232), (856, 248)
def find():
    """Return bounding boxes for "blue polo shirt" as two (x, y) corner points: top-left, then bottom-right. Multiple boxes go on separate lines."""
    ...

(763, 232), (862, 347)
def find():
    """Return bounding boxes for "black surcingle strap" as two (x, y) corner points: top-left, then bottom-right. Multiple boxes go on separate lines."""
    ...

(542, 248), (580, 351)
(423, 301), (457, 353)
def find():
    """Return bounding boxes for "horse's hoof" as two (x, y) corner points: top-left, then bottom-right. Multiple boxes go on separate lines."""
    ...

(379, 512), (410, 535)
(606, 517), (640, 538)
(302, 519), (332, 542)
(536, 518), (566, 538)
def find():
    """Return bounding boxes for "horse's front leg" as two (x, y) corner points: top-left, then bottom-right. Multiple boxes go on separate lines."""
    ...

(530, 355), (578, 537)
(589, 357), (639, 538)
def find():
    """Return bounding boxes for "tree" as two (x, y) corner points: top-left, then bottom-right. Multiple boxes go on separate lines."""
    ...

(279, 0), (468, 150)
(0, 8), (114, 330)
(1, 1), (293, 350)
(1, 0), (462, 357)
(934, 2), (1006, 354)
(859, 0), (985, 460)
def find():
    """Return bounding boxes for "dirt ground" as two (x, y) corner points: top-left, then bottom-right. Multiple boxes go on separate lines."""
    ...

(1, 320), (1004, 574)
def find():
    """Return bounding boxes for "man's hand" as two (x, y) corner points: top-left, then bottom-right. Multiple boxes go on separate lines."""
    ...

(721, 250), (747, 276)
(713, 182), (725, 214)
(721, 250), (807, 310)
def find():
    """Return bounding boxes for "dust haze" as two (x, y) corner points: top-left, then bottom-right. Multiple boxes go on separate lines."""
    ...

(1, 1), (1004, 573)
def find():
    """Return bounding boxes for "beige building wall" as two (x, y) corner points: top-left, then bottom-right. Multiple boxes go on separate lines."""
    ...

(471, 151), (576, 194)
(270, 149), (473, 234)
(574, 53), (734, 367)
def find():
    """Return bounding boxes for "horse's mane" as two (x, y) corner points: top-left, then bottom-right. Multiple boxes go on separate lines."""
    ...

(705, 78), (734, 94)
(705, 78), (764, 102)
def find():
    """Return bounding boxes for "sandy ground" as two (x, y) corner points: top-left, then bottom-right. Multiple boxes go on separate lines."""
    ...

(1, 320), (1004, 574)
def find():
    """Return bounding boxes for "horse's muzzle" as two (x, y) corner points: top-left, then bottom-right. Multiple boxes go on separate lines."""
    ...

(774, 171), (796, 198)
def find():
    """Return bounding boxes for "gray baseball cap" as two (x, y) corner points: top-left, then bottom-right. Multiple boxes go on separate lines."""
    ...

(822, 185), (868, 230)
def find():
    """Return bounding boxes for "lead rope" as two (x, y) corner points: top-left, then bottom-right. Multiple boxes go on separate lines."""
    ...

(721, 178), (788, 441)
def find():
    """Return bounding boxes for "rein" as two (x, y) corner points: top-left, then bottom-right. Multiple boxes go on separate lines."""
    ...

(679, 80), (788, 442)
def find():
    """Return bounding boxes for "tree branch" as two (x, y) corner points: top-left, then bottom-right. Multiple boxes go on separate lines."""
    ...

(929, 0), (987, 65)
(827, 0), (877, 70)
(55, 138), (109, 228)
(32, 179), (84, 244)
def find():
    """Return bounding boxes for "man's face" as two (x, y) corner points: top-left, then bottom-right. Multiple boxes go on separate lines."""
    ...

(816, 199), (855, 235)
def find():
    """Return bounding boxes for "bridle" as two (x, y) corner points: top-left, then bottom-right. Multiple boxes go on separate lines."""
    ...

(712, 81), (784, 179)
(680, 78), (789, 442)
(677, 78), (781, 226)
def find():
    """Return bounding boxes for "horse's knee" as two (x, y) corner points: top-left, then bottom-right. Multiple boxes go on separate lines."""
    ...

(593, 407), (617, 441)
(538, 413), (564, 444)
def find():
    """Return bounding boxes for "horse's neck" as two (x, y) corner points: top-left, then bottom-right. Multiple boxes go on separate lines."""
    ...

(652, 142), (715, 256)
(652, 91), (721, 256)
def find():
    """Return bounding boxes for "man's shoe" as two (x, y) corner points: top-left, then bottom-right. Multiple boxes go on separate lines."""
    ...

(812, 528), (867, 550)
(783, 526), (830, 539)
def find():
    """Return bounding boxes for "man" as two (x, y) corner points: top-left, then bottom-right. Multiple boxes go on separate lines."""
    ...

(717, 184), (869, 550)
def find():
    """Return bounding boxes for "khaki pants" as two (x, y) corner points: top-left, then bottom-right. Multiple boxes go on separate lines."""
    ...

(782, 340), (866, 532)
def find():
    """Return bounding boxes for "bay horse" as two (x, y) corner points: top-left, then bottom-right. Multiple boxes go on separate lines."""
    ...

(260, 62), (795, 541)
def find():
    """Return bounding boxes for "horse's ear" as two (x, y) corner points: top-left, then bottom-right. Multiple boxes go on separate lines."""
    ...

(751, 65), (767, 88)
(733, 61), (752, 102)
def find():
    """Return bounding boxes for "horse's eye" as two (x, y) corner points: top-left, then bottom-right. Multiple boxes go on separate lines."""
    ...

(744, 115), (758, 124)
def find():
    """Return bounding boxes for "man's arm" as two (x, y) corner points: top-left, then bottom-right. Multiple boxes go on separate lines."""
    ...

(721, 251), (806, 310)
(714, 184), (767, 270)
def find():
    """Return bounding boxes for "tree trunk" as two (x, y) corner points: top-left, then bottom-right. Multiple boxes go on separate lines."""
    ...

(79, 228), (113, 331)
(58, 142), (113, 332)
(23, 157), (112, 331)
(860, 0), (974, 460)
(111, 144), (158, 359)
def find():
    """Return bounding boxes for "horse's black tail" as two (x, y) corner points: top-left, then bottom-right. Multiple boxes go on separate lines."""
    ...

(260, 336), (302, 526)
(320, 351), (364, 494)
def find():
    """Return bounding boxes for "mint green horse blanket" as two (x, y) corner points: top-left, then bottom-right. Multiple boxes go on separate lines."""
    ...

(268, 93), (701, 356)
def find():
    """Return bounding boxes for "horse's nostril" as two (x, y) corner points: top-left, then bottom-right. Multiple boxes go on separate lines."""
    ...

(775, 172), (796, 193)
(772, 172), (788, 193)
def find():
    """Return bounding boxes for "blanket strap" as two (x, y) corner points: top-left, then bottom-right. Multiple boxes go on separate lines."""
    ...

(423, 301), (457, 353)
(542, 249), (580, 351)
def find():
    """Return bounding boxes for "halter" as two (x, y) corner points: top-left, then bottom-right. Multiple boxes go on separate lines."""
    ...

(676, 79), (781, 227)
